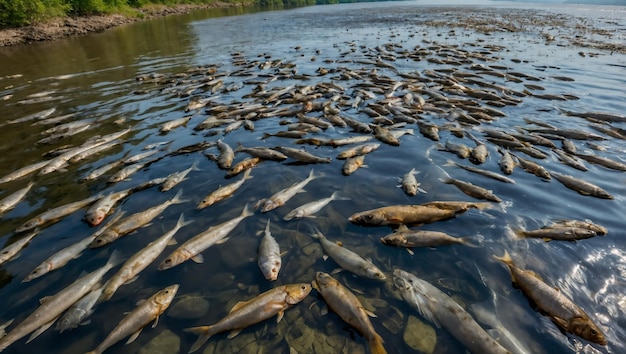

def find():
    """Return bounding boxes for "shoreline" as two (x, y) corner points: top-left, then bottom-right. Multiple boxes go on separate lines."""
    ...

(0, 3), (246, 47)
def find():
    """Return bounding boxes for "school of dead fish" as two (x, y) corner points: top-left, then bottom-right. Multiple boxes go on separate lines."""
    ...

(0, 9), (624, 354)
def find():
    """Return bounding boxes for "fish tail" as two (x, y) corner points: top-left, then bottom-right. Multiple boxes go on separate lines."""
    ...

(240, 203), (254, 218)
(170, 189), (189, 205)
(368, 334), (388, 354)
(471, 202), (497, 211)
(175, 213), (194, 230)
(184, 326), (213, 353)
(493, 250), (513, 266)
(190, 161), (201, 171)
(510, 227), (526, 238)
(234, 142), (244, 152)
(460, 236), (481, 248)
(242, 168), (253, 181)
(105, 249), (124, 269)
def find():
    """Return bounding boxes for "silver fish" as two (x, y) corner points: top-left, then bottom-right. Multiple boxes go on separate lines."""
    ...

(0, 231), (38, 266)
(258, 219), (282, 281)
(255, 169), (319, 213)
(55, 286), (104, 333)
(283, 191), (346, 220)
(0, 182), (34, 215)
(161, 161), (200, 192)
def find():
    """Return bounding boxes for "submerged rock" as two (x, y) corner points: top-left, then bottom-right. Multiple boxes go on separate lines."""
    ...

(167, 294), (210, 319)
(403, 315), (436, 354)
(138, 329), (180, 354)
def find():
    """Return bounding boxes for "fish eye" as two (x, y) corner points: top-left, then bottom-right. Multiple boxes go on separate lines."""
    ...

(164, 259), (171, 264)
(301, 285), (307, 290)
(591, 329), (597, 335)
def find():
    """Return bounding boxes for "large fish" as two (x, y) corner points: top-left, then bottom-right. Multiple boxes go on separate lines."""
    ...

(348, 201), (493, 226)
(0, 252), (121, 352)
(393, 269), (511, 354)
(16, 194), (101, 233)
(550, 172), (613, 199)
(184, 283), (311, 353)
(313, 272), (387, 354)
(85, 284), (179, 354)
(380, 225), (476, 253)
(494, 251), (607, 345)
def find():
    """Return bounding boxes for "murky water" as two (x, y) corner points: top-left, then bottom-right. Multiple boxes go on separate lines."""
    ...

(0, 1), (625, 354)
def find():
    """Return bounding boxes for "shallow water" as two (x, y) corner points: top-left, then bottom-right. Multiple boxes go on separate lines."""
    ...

(0, 1), (625, 354)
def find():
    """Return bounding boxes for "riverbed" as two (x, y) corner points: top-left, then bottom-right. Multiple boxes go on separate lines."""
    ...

(0, 1), (625, 353)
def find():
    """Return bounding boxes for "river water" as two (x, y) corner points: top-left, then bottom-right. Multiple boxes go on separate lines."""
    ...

(0, 1), (625, 353)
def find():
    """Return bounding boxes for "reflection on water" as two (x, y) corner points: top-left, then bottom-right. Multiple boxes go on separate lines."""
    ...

(0, 2), (625, 354)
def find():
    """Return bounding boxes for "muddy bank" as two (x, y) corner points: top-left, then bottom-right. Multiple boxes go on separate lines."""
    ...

(0, 3), (245, 47)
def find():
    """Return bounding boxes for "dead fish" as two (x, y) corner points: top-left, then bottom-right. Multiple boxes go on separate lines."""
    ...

(274, 146), (331, 164)
(549, 219), (607, 235)
(158, 204), (253, 270)
(497, 149), (515, 175)
(225, 157), (262, 178)
(494, 251), (607, 345)
(161, 161), (201, 192)
(257, 219), (282, 281)
(160, 116), (193, 133)
(55, 286), (104, 333)
(398, 168), (423, 195)
(234, 143), (288, 161)
(184, 283), (311, 353)
(283, 191), (347, 220)
(439, 141), (472, 159)
(215, 140), (234, 169)
(0, 182), (34, 215)
(342, 155), (367, 176)
(373, 125), (400, 146)
(445, 160), (515, 184)
(440, 177), (502, 203)
(0, 251), (121, 352)
(85, 284), (179, 354)
(313, 272), (387, 354)
(255, 169), (319, 212)
(0, 161), (49, 184)
(552, 149), (587, 172)
(393, 269), (511, 354)
(573, 152), (626, 172)
(16, 195), (101, 233)
(381, 225), (476, 253)
(348, 201), (493, 226)
(511, 153), (551, 180)
(511, 226), (600, 242)
(336, 143), (380, 159)
(197, 169), (252, 209)
(84, 188), (134, 227)
(466, 131), (488, 164)
(0, 231), (38, 266)
(550, 172), (613, 199)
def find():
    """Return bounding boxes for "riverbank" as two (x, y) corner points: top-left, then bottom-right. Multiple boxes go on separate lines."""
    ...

(0, 3), (245, 47)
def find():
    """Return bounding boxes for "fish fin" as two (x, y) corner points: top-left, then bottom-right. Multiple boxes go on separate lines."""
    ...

(191, 254), (204, 264)
(27, 317), (58, 343)
(151, 315), (159, 328)
(396, 224), (409, 232)
(322, 255), (328, 261)
(215, 237), (230, 245)
(311, 280), (319, 291)
(227, 329), (242, 339)
(551, 316), (568, 330)
(335, 241), (343, 247)
(80, 319), (92, 326)
(229, 300), (250, 314)
(492, 250), (513, 266)
(126, 328), (143, 344)
(331, 268), (343, 275)
(406, 248), (414, 256)
(167, 238), (178, 246)
(279, 251), (288, 257)
(0, 318), (14, 337)
(276, 310), (284, 323)
(362, 308), (377, 318)
(39, 296), (53, 304)
(124, 276), (139, 285)
(418, 187), (427, 194)
(184, 326), (213, 353)
(369, 335), (387, 354)
(527, 270), (544, 281)
(542, 238), (551, 242)
(320, 303), (329, 316)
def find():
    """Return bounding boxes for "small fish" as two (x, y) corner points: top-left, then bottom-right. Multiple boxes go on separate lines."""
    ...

(445, 159), (515, 184)
(55, 286), (104, 333)
(548, 219), (607, 235)
(257, 219), (282, 281)
(574, 152), (626, 172)
(0, 161), (49, 184)
(160, 115), (193, 133)
(159, 204), (253, 270)
(197, 169), (252, 209)
(85, 284), (179, 354)
(494, 251), (607, 345)
(381, 225), (475, 252)
(84, 188), (134, 226)
(336, 143), (380, 159)
(550, 172), (613, 199)
(224, 157), (262, 178)
(511, 153), (551, 180)
(439, 141), (472, 159)
(89, 190), (187, 248)
(373, 125), (400, 146)
(313, 272), (387, 354)
(342, 155), (367, 176)
(100, 214), (191, 301)
(234, 143), (287, 161)
(16, 195), (101, 233)
(440, 177), (502, 203)
(393, 269), (511, 354)
(0, 182), (34, 215)
(215, 139), (234, 169)
(283, 191), (347, 220)
(511, 226), (600, 242)
(552, 149), (587, 172)
(311, 228), (385, 281)
(329, 135), (374, 147)
(255, 169), (319, 212)
(398, 168), (422, 195)
(0, 231), (38, 266)
(497, 149), (515, 175)
(161, 161), (200, 192)
(273, 146), (331, 164)
(466, 131), (489, 164)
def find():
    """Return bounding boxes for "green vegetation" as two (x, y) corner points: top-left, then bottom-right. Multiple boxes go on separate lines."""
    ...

(0, 0), (399, 29)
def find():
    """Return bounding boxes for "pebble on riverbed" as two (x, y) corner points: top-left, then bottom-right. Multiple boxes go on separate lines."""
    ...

(403, 315), (437, 354)
(138, 329), (180, 354)
(167, 294), (210, 319)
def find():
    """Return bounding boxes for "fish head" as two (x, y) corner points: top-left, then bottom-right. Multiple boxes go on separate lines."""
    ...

(392, 269), (413, 291)
(403, 184), (418, 196)
(154, 284), (180, 308)
(23, 262), (52, 282)
(380, 234), (407, 247)
(570, 317), (607, 345)
(284, 283), (312, 305)
(314, 271), (338, 290)
(88, 231), (117, 248)
(261, 200), (279, 213)
(260, 259), (281, 281)
(16, 218), (41, 233)
(86, 211), (105, 226)
(364, 266), (387, 281)
(158, 252), (186, 270)
(348, 210), (387, 226)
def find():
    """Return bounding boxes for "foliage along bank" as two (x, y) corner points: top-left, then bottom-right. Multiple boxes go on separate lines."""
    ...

(0, 0), (396, 29)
